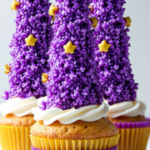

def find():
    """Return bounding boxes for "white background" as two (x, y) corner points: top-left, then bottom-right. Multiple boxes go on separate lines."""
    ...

(0, 0), (150, 149)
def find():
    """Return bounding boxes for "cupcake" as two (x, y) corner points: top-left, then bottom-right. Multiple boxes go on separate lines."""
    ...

(30, 0), (120, 149)
(90, 0), (150, 149)
(0, 0), (53, 149)
(0, 97), (37, 150)
(31, 100), (120, 150)
(107, 101), (150, 150)
(30, 117), (119, 150)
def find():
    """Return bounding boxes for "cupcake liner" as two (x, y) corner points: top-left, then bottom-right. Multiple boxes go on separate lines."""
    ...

(113, 119), (150, 150)
(30, 134), (120, 150)
(0, 125), (31, 150)
(114, 118), (150, 128)
(31, 145), (118, 150)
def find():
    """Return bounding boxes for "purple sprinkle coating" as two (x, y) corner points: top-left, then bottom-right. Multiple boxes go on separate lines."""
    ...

(114, 118), (150, 129)
(39, 100), (47, 110)
(2, 91), (9, 100)
(91, 0), (138, 105)
(3, 0), (53, 99)
(44, 0), (104, 110)
(31, 145), (118, 150)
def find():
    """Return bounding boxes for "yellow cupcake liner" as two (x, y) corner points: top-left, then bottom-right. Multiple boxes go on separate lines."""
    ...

(117, 126), (150, 150)
(30, 134), (120, 150)
(0, 125), (31, 150)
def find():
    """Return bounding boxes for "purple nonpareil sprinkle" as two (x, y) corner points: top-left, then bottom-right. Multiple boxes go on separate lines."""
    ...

(2, 91), (9, 100)
(91, 0), (138, 105)
(44, 0), (104, 110)
(3, 0), (53, 99)
(39, 100), (47, 110)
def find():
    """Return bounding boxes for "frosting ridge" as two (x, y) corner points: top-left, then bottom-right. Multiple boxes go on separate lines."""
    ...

(107, 101), (146, 118)
(0, 96), (37, 117)
(32, 99), (109, 125)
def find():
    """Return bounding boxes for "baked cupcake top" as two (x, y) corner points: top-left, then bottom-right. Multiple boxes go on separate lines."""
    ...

(31, 118), (118, 139)
(0, 114), (35, 126)
(108, 115), (147, 123)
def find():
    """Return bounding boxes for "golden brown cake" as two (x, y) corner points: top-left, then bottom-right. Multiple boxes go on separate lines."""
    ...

(0, 114), (36, 126)
(107, 115), (147, 123)
(31, 118), (117, 139)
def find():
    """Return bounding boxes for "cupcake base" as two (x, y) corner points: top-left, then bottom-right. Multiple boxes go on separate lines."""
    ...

(30, 134), (120, 150)
(0, 125), (31, 150)
(0, 115), (35, 150)
(113, 119), (150, 150)
(117, 126), (150, 150)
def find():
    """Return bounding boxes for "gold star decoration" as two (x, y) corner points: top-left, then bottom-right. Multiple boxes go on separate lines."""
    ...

(89, 6), (93, 12)
(63, 41), (77, 54)
(124, 17), (132, 27)
(90, 17), (98, 28)
(52, 16), (55, 22)
(98, 40), (111, 52)
(42, 73), (49, 83)
(5, 64), (11, 74)
(11, 0), (20, 11)
(25, 34), (37, 46)
(49, 5), (58, 17)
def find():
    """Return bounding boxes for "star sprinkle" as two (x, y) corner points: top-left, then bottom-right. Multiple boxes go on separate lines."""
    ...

(52, 16), (55, 22)
(11, 0), (20, 11)
(42, 73), (49, 83)
(25, 34), (37, 46)
(90, 17), (98, 28)
(5, 64), (11, 74)
(124, 17), (132, 27)
(64, 41), (77, 54)
(49, 5), (58, 17)
(98, 40), (111, 52)
(89, 6), (93, 12)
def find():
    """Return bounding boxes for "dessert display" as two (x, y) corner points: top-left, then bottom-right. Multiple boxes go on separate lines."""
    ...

(0, 0), (149, 150)
(0, 0), (53, 149)
(30, 0), (120, 149)
(90, 0), (150, 149)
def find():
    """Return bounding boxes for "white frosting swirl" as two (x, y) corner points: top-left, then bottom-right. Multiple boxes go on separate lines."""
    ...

(32, 97), (109, 125)
(0, 96), (38, 117)
(107, 101), (146, 118)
